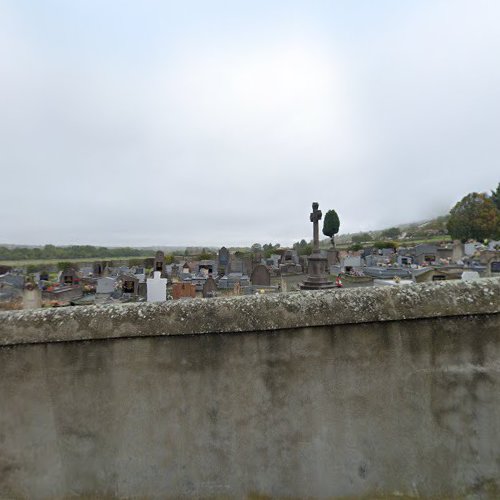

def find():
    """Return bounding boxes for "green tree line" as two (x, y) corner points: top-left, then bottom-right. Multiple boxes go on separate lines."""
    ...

(0, 244), (145, 261)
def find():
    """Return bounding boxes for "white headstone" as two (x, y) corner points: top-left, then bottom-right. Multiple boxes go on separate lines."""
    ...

(461, 271), (480, 281)
(147, 271), (167, 302)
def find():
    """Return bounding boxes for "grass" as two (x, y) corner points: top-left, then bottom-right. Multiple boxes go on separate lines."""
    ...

(333, 235), (452, 250)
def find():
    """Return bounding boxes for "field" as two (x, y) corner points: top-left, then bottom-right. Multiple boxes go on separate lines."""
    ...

(333, 234), (452, 250)
(1, 256), (152, 268)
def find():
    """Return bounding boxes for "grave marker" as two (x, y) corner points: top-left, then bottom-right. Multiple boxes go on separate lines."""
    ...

(147, 271), (167, 302)
(202, 277), (217, 298)
(23, 283), (42, 310)
(250, 264), (271, 286)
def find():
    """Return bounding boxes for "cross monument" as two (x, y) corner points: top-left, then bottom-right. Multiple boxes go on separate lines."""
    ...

(300, 201), (335, 290)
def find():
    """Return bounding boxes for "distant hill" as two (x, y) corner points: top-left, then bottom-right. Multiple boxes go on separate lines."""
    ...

(322, 215), (450, 248)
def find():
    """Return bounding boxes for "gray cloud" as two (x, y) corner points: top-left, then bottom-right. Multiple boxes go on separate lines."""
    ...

(1, 1), (499, 247)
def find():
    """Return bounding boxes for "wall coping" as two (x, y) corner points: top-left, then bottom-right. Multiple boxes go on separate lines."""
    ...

(0, 278), (499, 347)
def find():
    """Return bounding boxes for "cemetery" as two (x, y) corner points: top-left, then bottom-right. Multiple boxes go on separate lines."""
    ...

(1, 277), (499, 498)
(0, 200), (499, 498)
(1, 202), (499, 311)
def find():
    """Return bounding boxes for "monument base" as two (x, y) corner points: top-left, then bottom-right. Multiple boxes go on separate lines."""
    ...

(299, 253), (336, 290)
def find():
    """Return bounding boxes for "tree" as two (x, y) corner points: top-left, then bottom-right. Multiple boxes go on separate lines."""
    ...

(447, 192), (500, 242)
(57, 261), (78, 272)
(380, 227), (400, 239)
(128, 258), (144, 267)
(349, 243), (363, 252)
(322, 209), (340, 246)
(491, 182), (500, 210)
(293, 239), (313, 256)
(373, 241), (398, 250)
(351, 232), (373, 244)
(164, 253), (175, 265)
(263, 243), (280, 258)
(199, 248), (215, 260)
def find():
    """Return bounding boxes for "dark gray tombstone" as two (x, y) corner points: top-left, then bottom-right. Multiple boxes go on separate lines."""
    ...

(60, 268), (79, 286)
(250, 264), (271, 286)
(202, 277), (217, 298)
(93, 262), (104, 276)
(218, 247), (230, 274)
(121, 275), (139, 295)
(154, 251), (165, 276)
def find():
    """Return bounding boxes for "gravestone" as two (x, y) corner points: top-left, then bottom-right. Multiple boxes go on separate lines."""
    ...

(96, 277), (116, 294)
(464, 243), (476, 256)
(147, 271), (167, 302)
(228, 256), (244, 274)
(491, 261), (500, 274)
(153, 251), (165, 277)
(250, 264), (271, 286)
(23, 283), (42, 310)
(171, 264), (179, 278)
(60, 269), (79, 286)
(121, 275), (139, 295)
(172, 282), (196, 300)
(327, 248), (339, 266)
(218, 247), (230, 274)
(300, 202), (335, 290)
(462, 271), (480, 281)
(202, 277), (217, 298)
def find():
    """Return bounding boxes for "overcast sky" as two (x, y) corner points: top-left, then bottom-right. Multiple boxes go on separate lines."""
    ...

(1, 1), (499, 247)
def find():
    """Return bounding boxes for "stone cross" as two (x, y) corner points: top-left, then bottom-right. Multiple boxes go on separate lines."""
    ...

(310, 202), (322, 252)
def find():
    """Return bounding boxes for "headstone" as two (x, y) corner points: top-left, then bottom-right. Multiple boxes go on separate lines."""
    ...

(202, 277), (217, 298)
(96, 277), (116, 294)
(218, 247), (230, 272)
(233, 282), (241, 295)
(172, 282), (196, 300)
(153, 251), (165, 276)
(23, 283), (42, 309)
(464, 243), (476, 256)
(327, 248), (339, 266)
(93, 262), (104, 276)
(147, 271), (167, 302)
(171, 264), (179, 278)
(461, 271), (480, 281)
(60, 268), (79, 286)
(491, 261), (500, 274)
(342, 256), (362, 271)
(121, 275), (139, 295)
(250, 264), (271, 286)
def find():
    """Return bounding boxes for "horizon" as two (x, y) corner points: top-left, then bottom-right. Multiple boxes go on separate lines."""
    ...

(1, 212), (450, 249)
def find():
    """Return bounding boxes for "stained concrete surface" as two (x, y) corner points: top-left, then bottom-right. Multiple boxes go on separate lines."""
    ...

(1, 315), (500, 498)
(0, 279), (499, 498)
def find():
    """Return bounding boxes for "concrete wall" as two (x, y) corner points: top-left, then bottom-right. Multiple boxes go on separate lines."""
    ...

(0, 279), (499, 499)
